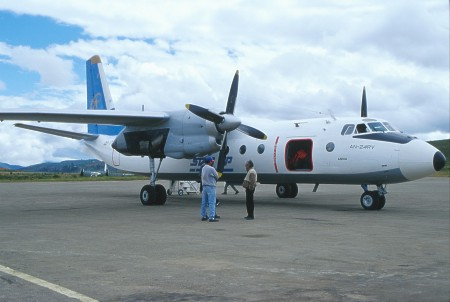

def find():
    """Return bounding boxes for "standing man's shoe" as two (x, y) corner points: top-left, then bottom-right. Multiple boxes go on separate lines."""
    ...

(244, 216), (254, 220)
(201, 217), (208, 221)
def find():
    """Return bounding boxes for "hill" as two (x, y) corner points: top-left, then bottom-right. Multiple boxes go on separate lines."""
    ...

(428, 139), (449, 160)
(19, 159), (104, 173)
(0, 163), (24, 171)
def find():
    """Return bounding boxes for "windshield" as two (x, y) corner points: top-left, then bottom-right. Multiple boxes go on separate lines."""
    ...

(367, 122), (388, 132)
(382, 122), (396, 131)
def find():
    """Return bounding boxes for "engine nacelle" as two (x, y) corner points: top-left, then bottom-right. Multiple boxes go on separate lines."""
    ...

(162, 110), (221, 158)
(112, 110), (223, 159)
(112, 129), (169, 157)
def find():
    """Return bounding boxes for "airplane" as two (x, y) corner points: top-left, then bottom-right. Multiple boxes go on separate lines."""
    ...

(0, 55), (446, 210)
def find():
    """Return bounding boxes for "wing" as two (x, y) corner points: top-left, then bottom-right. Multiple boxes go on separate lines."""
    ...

(0, 109), (169, 126)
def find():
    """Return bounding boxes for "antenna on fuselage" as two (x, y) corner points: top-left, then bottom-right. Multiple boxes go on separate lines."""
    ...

(361, 87), (368, 117)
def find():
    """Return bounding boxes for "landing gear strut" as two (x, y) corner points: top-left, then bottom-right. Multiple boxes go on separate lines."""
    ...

(140, 157), (167, 205)
(360, 184), (387, 210)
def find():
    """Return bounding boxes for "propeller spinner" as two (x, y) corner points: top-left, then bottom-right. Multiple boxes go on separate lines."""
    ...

(186, 70), (267, 176)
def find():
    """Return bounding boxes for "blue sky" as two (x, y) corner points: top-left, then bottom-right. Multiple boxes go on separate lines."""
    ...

(0, 12), (83, 93)
(0, 1), (448, 165)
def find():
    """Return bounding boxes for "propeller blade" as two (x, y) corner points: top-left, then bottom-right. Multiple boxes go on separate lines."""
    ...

(237, 124), (267, 140)
(216, 132), (228, 175)
(185, 104), (224, 124)
(361, 86), (367, 117)
(225, 70), (239, 114)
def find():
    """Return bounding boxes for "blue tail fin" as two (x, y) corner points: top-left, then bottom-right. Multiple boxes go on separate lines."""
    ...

(86, 55), (123, 135)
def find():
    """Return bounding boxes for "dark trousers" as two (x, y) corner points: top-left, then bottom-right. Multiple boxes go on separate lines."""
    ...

(245, 188), (255, 218)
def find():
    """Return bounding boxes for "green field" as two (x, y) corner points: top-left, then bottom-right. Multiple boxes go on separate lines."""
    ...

(429, 139), (449, 177)
(0, 172), (147, 182)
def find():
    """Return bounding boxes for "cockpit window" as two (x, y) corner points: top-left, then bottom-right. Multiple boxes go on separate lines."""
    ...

(341, 124), (355, 135)
(383, 122), (396, 131)
(355, 123), (368, 134)
(368, 122), (388, 132)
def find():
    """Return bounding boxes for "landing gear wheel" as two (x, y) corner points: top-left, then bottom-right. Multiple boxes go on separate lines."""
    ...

(178, 189), (184, 196)
(289, 183), (298, 198)
(140, 184), (167, 206)
(377, 195), (386, 210)
(360, 191), (380, 210)
(155, 184), (167, 205)
(276, 184), (292, 198)
(140, 185), (155, 206)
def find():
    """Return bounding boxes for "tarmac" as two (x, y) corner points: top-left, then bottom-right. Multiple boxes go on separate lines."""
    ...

(0, 177), (449, 302)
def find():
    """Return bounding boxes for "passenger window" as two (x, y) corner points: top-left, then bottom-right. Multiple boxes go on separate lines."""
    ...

(368, 122), (387, 132)
(239, 145), (246, 155)
(285, 139), (313, 171)
(355, 123), (368, 134)
(341, 124), (355, 135)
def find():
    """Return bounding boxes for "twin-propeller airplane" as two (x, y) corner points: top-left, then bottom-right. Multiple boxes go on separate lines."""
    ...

(0, 55), (446, 210)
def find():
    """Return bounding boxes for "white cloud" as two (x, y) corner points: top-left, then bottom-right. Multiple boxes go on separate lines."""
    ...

(0, 0), (448, 165)
(0, 42), (77, 87)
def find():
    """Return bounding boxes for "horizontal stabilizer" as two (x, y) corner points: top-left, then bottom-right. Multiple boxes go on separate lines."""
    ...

(15, 123), (98, 141)
(0, 109), (169, 126)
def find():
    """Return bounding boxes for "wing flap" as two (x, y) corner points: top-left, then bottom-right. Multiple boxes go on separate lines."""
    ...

(15, 123), (99, 141)
(0, 109), (169, 126)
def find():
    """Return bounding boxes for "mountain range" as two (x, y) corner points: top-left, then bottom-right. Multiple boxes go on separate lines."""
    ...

(0, 159), (107, 173)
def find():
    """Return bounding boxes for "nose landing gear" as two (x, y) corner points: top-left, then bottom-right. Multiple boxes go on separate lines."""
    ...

(360, 184), (387, 210)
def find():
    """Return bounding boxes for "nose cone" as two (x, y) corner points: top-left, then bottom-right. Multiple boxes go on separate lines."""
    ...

(433, 151), (446, 171)
(399, 140), (445, 181)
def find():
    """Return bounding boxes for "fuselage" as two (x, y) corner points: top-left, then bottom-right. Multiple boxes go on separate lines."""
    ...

(84, 112), (445, 186)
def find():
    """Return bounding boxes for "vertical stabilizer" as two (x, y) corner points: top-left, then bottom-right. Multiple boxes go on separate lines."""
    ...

(86, 55), (123, 135)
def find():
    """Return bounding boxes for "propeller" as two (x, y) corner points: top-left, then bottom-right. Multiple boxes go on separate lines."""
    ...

(361, 86), (367, 117)
(186, 70), (267, 176)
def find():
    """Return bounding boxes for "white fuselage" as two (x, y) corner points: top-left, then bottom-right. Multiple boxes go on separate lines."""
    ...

(83, 115), (440, 186)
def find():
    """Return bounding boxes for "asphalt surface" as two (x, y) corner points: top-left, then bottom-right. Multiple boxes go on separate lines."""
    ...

(0, 178), (449, 302)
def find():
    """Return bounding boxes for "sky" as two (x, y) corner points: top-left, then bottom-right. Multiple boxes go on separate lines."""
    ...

(0, 0), (448, 166)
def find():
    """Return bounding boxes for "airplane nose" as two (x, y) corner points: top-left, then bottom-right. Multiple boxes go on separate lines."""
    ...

(398, 139), (445, 181)
(433, 151), (446, 171)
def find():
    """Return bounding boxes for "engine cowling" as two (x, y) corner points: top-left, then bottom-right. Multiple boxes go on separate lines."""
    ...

(112, 129), (168, 157)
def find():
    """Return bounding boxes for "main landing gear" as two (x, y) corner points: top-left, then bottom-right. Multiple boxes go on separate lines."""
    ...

(276, 183), (298, 198)
(140, 157), (167, 206)
(360, 184), (387, 210)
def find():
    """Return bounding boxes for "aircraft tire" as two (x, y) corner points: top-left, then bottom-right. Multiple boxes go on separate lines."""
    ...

(140, 185), (155, 206)
(360, 191), (380, 210)
(289, 183), (298, 198)
(377, 195), (386, 210)
(276, 184), (292, 198)
(155, 184), (167, 205)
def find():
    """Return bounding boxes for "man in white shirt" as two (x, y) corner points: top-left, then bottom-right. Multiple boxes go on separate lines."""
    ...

(242, 160), (257, 220)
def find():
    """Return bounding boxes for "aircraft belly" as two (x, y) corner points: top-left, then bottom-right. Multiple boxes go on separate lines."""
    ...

(257, 169), (407, 185)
